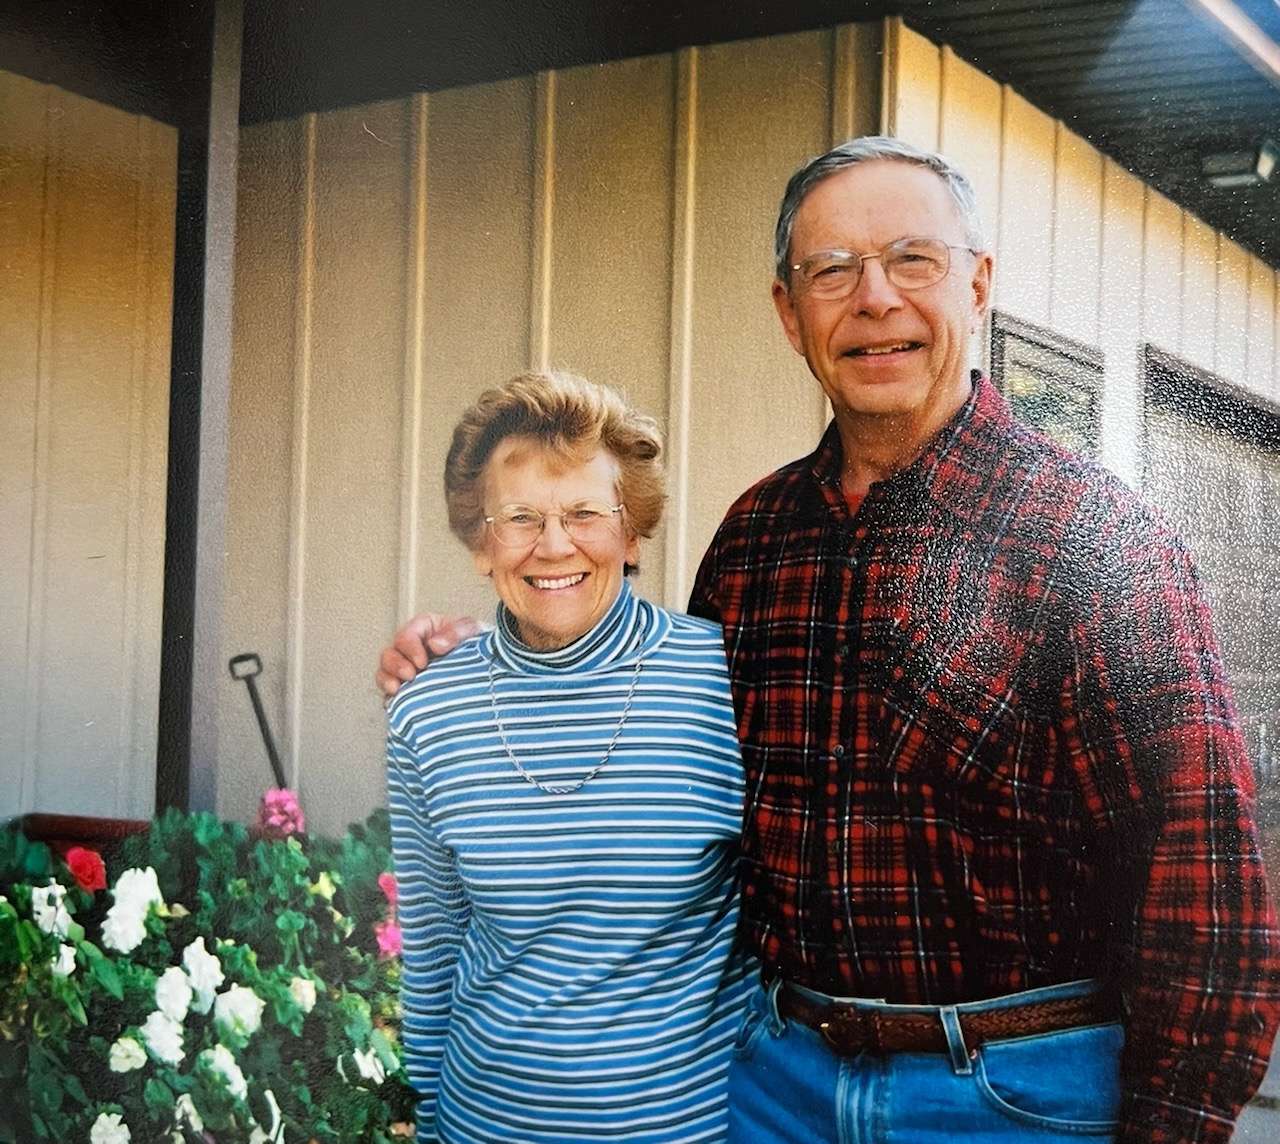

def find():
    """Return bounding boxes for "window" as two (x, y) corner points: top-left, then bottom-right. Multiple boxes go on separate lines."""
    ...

(990, 312), (1103, 456)
(1143, 347), (1280, 865)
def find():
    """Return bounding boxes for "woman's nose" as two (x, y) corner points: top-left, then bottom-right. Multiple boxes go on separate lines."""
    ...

(534, 514), (577, 554)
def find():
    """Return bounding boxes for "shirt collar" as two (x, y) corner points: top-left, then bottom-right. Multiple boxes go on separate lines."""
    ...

(489, 578), (672, 674)
(807, 372), (1015, 525)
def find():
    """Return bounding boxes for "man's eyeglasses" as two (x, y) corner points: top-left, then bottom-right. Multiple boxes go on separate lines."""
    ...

(789, 236), (981, 301)
(484, 501), (624, 547)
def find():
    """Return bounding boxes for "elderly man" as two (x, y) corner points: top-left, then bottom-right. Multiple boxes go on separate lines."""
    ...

(378, 136), (1279, 1142)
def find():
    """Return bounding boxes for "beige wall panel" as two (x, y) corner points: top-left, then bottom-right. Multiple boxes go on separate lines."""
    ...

(1215, 237), (1250, 385)
(415, 77), (536, 631)
(937, 50), (1001, 263)
(1049, 125), (1102, 347)
(30, 89), (173, 817)
(1141, 190), (1182, 355)
(686, 31), (833, 597)
(1245, 255), (1275, 396)
(996, 91), (1055, 326)
(1097, 159), (1146, 486)
(0, 72), (50, 815)
(885, 20), (940, 148)
(297, 101), (411, 835)
(221, 119), (303, 823)
(1180, 213), (1219, 374)
(548, 55), (675, 603)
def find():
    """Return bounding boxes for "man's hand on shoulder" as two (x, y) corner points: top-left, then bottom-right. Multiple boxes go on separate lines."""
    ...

(376, 613), (482, 697)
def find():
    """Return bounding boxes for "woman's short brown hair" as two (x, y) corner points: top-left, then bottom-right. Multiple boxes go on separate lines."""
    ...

(444, 371), (665, 562)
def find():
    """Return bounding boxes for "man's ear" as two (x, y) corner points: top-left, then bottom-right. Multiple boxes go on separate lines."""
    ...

(772, 278), (805, 356)
(970, 252), (994, 326)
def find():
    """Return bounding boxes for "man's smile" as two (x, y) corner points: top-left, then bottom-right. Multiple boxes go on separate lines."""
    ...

(842, 340), (924, 357)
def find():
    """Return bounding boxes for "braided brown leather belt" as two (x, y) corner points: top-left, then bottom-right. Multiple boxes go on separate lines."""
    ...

(777, 982), (1118, 1057)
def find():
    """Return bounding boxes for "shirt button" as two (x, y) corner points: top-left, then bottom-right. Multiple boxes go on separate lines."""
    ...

(837, 643), (850, 659)
(832, 744), (846, 758)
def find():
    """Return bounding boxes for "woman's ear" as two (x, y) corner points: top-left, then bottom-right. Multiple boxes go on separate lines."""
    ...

(472, 548), (493, 577)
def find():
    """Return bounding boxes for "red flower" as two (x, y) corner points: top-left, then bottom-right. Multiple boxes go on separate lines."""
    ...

(378, 872), (398, 909)
(64, 846), (107, 892)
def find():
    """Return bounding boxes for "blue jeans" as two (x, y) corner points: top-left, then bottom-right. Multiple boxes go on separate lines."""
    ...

(728, 979), (1122, 1143)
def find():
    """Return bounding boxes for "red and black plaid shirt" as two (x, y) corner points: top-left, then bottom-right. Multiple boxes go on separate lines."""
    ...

(689, 375), (1279, 1142)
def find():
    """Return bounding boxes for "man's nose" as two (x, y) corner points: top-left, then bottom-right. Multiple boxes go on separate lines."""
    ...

(849, 256), (902, 319)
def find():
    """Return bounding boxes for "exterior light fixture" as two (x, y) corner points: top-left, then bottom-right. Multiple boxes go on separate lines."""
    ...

(1200, 139), (1278, 188)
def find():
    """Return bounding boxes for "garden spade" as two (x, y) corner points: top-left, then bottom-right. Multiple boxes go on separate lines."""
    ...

(228, 652), (286, 789)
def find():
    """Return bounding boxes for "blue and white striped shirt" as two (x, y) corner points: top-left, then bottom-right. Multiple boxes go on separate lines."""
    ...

(387, 582), (750, 1142)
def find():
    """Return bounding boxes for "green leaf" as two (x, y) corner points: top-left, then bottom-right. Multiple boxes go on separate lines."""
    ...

(85, 946), (124, 999)
(60, 1073), (88, 1108)
(144, 1076), (176, 1119)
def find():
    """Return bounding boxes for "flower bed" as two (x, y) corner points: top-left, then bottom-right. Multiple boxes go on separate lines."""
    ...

(0, 805), (416, 1143)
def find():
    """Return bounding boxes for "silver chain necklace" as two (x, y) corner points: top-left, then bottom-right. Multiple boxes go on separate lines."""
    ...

(486, 655), (644, 795)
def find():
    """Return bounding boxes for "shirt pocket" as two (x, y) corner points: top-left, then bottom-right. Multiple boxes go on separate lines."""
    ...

(876, 611), (1026, 786)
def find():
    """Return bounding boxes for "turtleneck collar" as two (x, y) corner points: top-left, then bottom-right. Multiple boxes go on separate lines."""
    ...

(489, 579), (672, 675)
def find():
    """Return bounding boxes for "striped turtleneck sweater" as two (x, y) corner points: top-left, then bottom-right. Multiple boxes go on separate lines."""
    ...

(386, 581), (750, 1143)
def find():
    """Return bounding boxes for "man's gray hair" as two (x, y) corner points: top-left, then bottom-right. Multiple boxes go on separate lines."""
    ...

(774, 136), (985, 282)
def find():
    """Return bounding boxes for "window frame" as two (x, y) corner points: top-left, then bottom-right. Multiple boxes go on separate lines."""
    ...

(989, 311), (1104, 455)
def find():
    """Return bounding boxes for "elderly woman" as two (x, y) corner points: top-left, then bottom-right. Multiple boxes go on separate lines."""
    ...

(386, 371), (750, 1144)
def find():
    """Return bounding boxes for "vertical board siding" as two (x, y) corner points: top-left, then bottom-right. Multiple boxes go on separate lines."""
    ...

(227, 27), (860, 831)
(1216, 238), (1251, 383)
(996, 91), (1055, 326)
(226, 20), (1279, 832)
(0, 71), (174, 819)
(1247, 256), (1276, 395)
(1050, 125), (1102, 348)
(1142, 190), (1184, 354)
(296, 101), (411, 832)
(221, 117), (302, 823)
(1097, 160), (1147, 485)
(1181, 213), (1220, 374)
(885, 21), (940, 148)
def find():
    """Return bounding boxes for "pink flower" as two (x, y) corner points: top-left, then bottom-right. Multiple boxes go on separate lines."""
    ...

(257, 788), (306, 837)
(65, 846), (107, 892)
(374, 919), (403, 960)
(377, 872), (398, 909)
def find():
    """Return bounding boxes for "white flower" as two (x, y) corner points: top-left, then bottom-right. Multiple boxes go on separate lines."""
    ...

(199, 1044), (248, 1102)
(101, 867), (164, 954)
(112, 867), (164, 914)
(140, 1010), (184, 1066)
(50, 942), (76, 977)
(288, 975), (317, 1015)
(108, 1036), (147, 1073)
(172, 1093), (204, 1134)
(30, 882), (71, 938)
(247, 1089), (284, 1143)
(213, 983), (265, 1040)
(101, 908), (148, 954)
(154, 966), (192, 1022)
(352, 1045), (386, 1085)
(181, 937), (224, 1014)
(89, 1110), (131, 1144)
